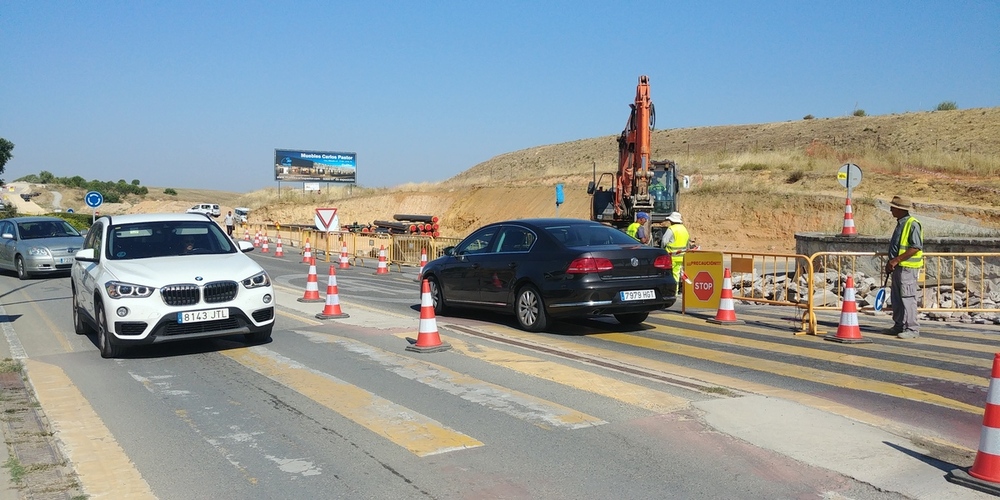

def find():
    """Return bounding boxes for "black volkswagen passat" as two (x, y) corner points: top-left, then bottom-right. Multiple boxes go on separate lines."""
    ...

(421, 218), (676, 331)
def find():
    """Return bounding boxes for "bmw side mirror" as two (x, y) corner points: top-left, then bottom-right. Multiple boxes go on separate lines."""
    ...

(74, 248), (97, 262)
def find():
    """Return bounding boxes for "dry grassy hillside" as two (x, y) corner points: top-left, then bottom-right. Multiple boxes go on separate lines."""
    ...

(29, 107), (1000, 253)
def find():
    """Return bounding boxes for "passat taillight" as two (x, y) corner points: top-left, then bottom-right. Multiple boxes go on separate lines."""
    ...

(653, 255), (672, 269)
(566, 257), (614, 274)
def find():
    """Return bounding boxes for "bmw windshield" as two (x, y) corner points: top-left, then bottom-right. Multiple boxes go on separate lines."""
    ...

(108, 221), (236, 260)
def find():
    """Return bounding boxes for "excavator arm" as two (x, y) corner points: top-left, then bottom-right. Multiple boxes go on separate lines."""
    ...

(614, 75), (655, 218)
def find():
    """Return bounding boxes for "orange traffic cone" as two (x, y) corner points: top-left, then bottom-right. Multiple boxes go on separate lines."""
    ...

(254, 231), (261, 247)
(414, 248), (428, 282)
(316, 265), (349, 319)
(707, 268), (745, 325)
(840, 197), (857, 236)
(947, 353), (1000, 494)
(339, 243), (350, 269)
(243, 228), (250, 241)
(375, 245), (389, 275)
(302, 239), (312, 264)
(825, 275), (871, 344)
(406, 279), (451, 353)
(274, 236), (284, 257)
(297, 257), (323, 303)
(261, 235), (269, 253)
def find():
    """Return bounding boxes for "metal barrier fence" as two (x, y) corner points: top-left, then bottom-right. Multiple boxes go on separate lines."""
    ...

(244, 223), (462, 268)
(725, 251), (1000, 335)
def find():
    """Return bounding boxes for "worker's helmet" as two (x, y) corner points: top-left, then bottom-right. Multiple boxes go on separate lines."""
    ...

(666, 212), (683, 224)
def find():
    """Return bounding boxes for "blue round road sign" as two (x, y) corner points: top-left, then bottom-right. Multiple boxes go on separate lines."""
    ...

(85, 191), (103, 208)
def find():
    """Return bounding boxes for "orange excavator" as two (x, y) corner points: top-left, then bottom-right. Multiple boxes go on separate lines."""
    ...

(588, 75), (679, 243)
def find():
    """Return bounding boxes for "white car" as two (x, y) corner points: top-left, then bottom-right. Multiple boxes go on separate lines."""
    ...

(70, 213), (275, 358)
(186, 203), (221, 218)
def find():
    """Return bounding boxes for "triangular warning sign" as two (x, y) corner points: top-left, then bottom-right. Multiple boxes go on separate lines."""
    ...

(316, 208), (338, 228)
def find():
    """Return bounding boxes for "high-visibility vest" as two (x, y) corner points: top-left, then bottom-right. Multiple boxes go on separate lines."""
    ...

(664, 224), (690, 254)
(625, 222), (642, 240)
(897, 216), (923, 268)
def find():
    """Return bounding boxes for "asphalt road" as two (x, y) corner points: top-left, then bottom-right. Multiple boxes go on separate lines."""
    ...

(0, 250), (996, 499)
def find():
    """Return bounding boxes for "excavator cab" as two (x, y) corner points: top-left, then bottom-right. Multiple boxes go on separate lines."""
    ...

(647, 161), (679, 219)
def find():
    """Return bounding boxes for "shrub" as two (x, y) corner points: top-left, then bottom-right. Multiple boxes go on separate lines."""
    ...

(803, 114), (814, 120)
(935, 101), (958, 111)
(853, 109), (866, 117)
(163, 188), (177, 195)
(738, 163), (768, 171)
(785, 170), (805, 183)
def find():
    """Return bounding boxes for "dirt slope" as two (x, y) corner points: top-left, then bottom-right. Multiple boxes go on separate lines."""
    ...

(25, 107), (1000, 253)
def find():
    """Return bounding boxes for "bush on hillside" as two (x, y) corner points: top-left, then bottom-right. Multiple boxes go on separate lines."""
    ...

(164, 188), (178, 195)
(936, 101), (958, 111)
(853, 109), (866, 117)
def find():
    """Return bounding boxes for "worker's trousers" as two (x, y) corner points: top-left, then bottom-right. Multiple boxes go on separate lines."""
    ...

(890, 266), (920, 333)
(671, 255), (683, 294)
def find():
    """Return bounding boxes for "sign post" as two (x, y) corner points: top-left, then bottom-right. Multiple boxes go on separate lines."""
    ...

(85, 191), (103, 223)
(837, 163), (863, 199)
(555, 184), (564, 217)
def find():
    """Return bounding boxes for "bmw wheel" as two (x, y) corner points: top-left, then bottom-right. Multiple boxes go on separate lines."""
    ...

(515, 285), (548, 332)
(97, 303), (123, 359)
(15, 256), (28, 280)
(71, 286), (92, 335)
(245, 326), (272, 344)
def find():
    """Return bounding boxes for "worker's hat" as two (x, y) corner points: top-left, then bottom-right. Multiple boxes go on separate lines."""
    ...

(636, 212), (649, 220)
(666, 212), (683, 224)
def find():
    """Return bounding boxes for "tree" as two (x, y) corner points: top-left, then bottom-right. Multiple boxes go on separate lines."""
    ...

(0, 137), (13, 184)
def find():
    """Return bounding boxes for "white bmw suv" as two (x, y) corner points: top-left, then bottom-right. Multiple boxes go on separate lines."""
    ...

(71, 213), (275, 358)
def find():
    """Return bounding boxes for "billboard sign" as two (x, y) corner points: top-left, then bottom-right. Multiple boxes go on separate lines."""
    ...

(274, 149), (357, 183)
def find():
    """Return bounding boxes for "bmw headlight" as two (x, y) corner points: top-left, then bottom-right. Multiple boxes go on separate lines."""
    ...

(242, 270), (271, 289)
(27, 247), (51, 257)
(105, 281), (155, 299)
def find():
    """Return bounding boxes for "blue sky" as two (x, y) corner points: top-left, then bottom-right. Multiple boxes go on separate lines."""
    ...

(1, 1), (997, 192)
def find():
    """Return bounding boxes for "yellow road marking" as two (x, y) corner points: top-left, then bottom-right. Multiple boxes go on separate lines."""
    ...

(664, 311), (996, 369)
(296, 331), (606, 429)
(24, 359), (155, 499)
(488, 327), (981, 415)
(222, 346), (483, 457)
(592, 332), (982, 414)
(647, 317), (986, 386)
(408, 334), (689, 414)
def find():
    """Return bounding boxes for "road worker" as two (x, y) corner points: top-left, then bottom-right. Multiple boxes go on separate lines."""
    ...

(661, 211), (691, 293)
(626, 212), (650, 244)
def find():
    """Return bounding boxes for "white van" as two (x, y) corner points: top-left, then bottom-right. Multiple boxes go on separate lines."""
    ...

(186, 203), (221, 218)
(233, 207), (250, 223)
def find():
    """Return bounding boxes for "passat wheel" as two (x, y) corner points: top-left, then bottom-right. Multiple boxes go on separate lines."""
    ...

(97, 303), (123, 359)
(428, 277), (448, 315)
(614, 312), (649, 325)
(515, 285), (548, 332)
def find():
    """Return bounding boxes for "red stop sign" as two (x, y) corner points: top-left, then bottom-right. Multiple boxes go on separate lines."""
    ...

(692, 271), (714, 301)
